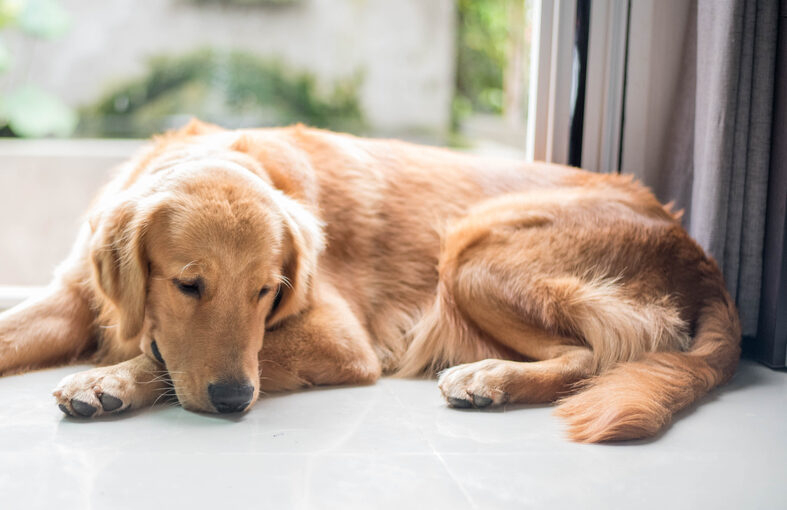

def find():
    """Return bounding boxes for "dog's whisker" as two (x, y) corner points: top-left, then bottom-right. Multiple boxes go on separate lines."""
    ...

(144, 374), (172, 381)
(177, 260), (201, 278)
(277, 274), (293, 290)
(151, 389), (180, 408)
(259, 358), (286, 369)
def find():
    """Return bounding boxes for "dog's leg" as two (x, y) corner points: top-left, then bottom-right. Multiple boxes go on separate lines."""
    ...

(53, 354), (169, 417)
(430, 201), (605, 407)
(258, 282), (381, 392)
(436, 266), (598, 407)
(0, 276), (96, 376)
(438, 342), (593, 408)
(442, 274), (597, 407)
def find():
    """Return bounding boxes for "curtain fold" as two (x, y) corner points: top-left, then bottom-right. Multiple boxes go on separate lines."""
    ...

(659, 0), (778, 338)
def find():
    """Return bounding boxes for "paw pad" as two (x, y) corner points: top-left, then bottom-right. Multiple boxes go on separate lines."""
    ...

(70, 399), (97, 417)
(447, 397), (473, 408)
(472, 395), (493, 408)
(99, 394), (123, 412)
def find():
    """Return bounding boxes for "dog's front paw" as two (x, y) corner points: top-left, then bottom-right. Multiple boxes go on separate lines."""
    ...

(438, 359), (510, 409)
(53, 367), (134, 418)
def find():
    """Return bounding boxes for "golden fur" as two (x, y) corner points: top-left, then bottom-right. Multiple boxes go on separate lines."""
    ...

(0, 119), (740, 442)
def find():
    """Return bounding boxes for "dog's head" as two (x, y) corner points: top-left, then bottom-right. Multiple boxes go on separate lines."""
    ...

(89, 131), (322, 414)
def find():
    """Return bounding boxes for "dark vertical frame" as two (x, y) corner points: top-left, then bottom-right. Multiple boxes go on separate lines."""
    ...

(753, 0), (787, 367)
(568, 0), (591, 167)
(616, 1), (632, 174)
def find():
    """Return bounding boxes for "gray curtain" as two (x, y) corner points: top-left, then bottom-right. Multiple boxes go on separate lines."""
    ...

(658, 0), (779, 338)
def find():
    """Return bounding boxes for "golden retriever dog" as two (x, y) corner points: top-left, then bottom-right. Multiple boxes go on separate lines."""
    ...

(0, 119), (740, 442)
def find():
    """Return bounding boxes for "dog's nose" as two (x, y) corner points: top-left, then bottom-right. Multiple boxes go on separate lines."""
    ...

(208, 381), (254, 413)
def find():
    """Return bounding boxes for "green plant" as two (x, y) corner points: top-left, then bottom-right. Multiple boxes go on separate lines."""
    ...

(188, 0), (298, 5)
(453, 0), (532, 133)
(79, 49), (365, 137)
(0, 0), (76, 137)
(454, 0), (510, 121)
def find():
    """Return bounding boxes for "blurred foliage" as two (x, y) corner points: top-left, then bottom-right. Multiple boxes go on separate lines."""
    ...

(4, 85), (76, 136)
(189, 0), (298, 5)
(17, 0), (70, 38)
(79, 49), (365, 137)
(453, 0), (511, 127)
(0, 0), (76, 137)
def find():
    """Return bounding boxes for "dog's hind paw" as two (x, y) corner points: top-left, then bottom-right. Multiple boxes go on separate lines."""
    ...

(437, 359), (510, 409)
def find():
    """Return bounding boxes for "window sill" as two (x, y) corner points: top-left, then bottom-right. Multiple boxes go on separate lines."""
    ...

(0, 285), (46, 311)
(0, 138), (142, 290)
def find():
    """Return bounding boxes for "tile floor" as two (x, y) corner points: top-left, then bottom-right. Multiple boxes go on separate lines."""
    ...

(0, 359), (784, 509)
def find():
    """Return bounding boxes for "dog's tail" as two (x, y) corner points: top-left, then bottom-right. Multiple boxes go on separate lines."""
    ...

(555, 289), (741, 442)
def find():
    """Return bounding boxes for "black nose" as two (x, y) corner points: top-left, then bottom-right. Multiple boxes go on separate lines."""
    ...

(208, 381), (254, 413)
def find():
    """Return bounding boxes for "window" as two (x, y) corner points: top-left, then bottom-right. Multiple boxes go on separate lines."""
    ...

(2, 0), (625, 304)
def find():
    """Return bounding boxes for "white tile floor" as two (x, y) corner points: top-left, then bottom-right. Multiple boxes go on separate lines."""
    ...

(0, 360), (784, 509)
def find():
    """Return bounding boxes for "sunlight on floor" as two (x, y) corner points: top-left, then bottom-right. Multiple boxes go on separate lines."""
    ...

(0, 360), (784, 509)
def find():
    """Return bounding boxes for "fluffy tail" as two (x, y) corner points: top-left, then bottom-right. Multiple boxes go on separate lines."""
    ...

(555, 291), (741, 442)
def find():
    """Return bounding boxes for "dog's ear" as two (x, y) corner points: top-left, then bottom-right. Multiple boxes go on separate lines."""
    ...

(177, 117), (224, 136)
(266, 193), (325, 328)
(89, 196), (163, 340)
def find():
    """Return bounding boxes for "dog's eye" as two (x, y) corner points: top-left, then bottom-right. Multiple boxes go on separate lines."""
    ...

(150, 339), (165, 365)
(173, 278), (202, 298)
(258, 286), (271, 299)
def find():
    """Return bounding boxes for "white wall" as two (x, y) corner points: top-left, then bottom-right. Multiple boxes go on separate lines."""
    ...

(3, 0), (456, 137)
(0, 140), (139, 286)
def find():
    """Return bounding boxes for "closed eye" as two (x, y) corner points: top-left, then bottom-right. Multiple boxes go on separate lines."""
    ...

(173, 278), (202, 298)
(150, 339), (165, 365)
(258, 286), (271, 299)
